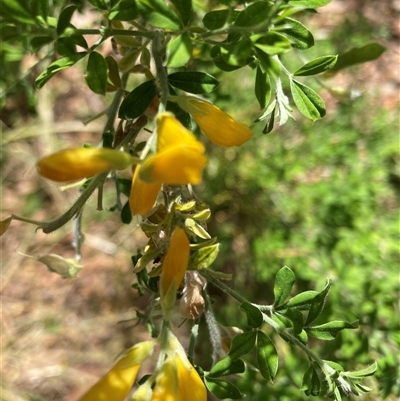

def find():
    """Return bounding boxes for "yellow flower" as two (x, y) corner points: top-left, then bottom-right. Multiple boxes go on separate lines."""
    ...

(129, 164), (161, 216)
(37, 147), (134, 182)
(139, 113), (207, 185)
(78, 340), (154, 401)
(160, 227), (190, 320)
(150, 353), (207, 401)
(177, 97), (253, 147)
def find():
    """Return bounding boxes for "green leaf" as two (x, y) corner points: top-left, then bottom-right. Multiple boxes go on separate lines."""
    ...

(304, 280), (331, 326)
(87, 0), (108, 9)
(278, 17), (314, 49)
(278, 290), (318, 311)
(35, 52), (87, 89)
(57, 5), (77, 35)
(288, 0), (332, 7)
(256, 331), (278, 382)
(239, 302), (263, 328)
(117, 178), (132, 196)
(109, 0), (138, 21)
(138, 0), (181, 29)
(254, 48), (281, 76)
(85, 52), (108, 95)
(121, 200), (132, 224)
(188, 244), (219, 270)
(210, 46), (245, 72)
(306, 320), (359, 340)
(263, 107), (275, 134)
(168, 72), (219, 94)
(290, 79), (326, 121)
(327, 43), (387, 74)
(220, 40), (255, 66)
(33, 0), (49, 22)
(2, 0), (35, 24)
(234, 1), (272, 28)
(118, 79), (157, 120)
(169, 0), (192, 26)
(166, 33), (192, 68)
(205, 378), (244, 399)
(202, 9), (240, 30)
(255, 65), (271, 109)
(30, 36), (54, 52)
(302, 364), (322, 396)
(282, 309), (304, 334)
(273, 266), (295, 306)
(105, 56), (122, 88)
(253, 32), (292, 55)
(166, 98), (191, 128)
(207, 357), (245, 378)
(294, 55), (337, 76)
(344, 362), (377, 378)
(228, 331), (257, 361)
(56, 38), (77, 56)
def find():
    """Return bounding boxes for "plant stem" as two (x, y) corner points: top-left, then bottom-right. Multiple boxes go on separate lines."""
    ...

(152, 30), (169, 113)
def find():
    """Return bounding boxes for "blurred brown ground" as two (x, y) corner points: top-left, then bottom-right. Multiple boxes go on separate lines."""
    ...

(1, 1), (399, 400)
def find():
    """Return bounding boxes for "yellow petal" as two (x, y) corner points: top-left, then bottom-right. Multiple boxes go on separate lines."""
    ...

(160, 228), (190, 319)
(37, 148), (133, 182)
(140, 146), (207, 185)
(150, 358), (181, 401)
(130, 165), (161, 216)
(79, 341), (154, 401)
(175, 354), (207, 401)
(187, 98), (253, 147)
(156, 112), (205, 153)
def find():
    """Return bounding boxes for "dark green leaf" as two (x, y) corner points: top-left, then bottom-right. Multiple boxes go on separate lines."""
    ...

(169, 0), (192, 26)
(294, 55), (337, 76)
(304, 280), (331, 326)
(253, 32), (292, 55)
(121, 200), (133, 224)
(282, 309), (304, 334)
(105, 56), (122, 88)
(166, 97), (191, 128)
(205, 378), (244, 399)
(228, 331), (257, 361)
(294, 329), (308, 345)
(118, 178), (132, 197)
(33, 0), (49, 22)
(277, 290), (318, 311)
(168, 72), (219, 94)
(166, 33), (192, 68)
(207, 357), (245, 378)
(57, 38), (77, 56)
(273, 266), (295, 306)
(85, 52), (108, 95)
(256, 331), (278, 381)
(234, 1), (272, 28)
(302, 364), (322, 396)
(278, 17), (314, 49)
(202, 9), (240, 30)
(254, 48), (281, 76)
(263, 108), (275, 134)
(290, 79), (326, 121)
(239, 302), (263, 328)
(220, 40), (255, 66)
(138, 0), (181, 29)
(87, 0), (108, 9)
(57, 5), (77, 35)
(2, 0), (35, 23)
(35, 52), (87, 89)
(119, 79), (158, 120)
(109, 0), (138, 21)
(288, 0), (332, 7)
(327, 43), (387, 74)
(30, 36), (54, 52)
(255, 65), (271, 109)
(272, 312), (293, 330)
(306, 320), (359, 340)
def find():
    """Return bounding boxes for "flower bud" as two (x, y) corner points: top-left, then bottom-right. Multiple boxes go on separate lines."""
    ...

(37, 148), (134, 182)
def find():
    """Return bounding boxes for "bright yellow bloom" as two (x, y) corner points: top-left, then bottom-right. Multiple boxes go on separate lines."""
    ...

(37, 147), (134, 182)
(139, 113), (207, 185)
(130, 164), (161, 216)
(151, 353), (207, 401)
(178, 97), (253, 147)
(160, 227), (190, 320)
(78, 341), (154, 401)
